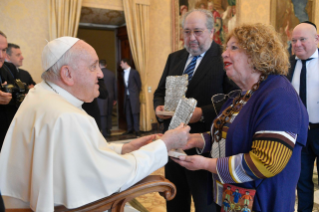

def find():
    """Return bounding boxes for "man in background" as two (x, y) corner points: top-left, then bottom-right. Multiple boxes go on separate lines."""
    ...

(287, 21), (319, 212)
(120, 58), (141, 137)
(6, 43), (36, 88)
(98, 59), (117, 138)
(0, 31), (20, 148)
(154, 9), (237, 212)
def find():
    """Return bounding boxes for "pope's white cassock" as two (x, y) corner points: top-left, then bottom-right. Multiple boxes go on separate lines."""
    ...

(0, 81), (168, 212)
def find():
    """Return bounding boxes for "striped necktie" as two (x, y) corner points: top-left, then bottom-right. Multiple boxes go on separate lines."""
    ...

(184, 55), (200, 81)
(299, 58), (313, 108)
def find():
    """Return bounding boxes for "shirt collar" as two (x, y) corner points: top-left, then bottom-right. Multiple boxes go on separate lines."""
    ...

(188, 51), (206, 59)
(42, 81), (84, 109)
(295, 48), (318, 60)
(124, 67), (131, 73)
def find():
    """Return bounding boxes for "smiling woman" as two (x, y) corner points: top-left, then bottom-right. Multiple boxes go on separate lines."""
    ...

(172, 23), (309, 212)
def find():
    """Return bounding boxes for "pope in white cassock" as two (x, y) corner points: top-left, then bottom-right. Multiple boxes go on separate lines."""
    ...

(0, 37), (190, 212)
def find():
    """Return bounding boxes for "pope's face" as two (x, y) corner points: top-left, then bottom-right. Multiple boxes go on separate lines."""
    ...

(71, 41), (103, 103)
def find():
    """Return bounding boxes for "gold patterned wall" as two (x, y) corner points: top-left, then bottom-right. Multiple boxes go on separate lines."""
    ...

(238, 0), (270, 24)
(0, 0), (50, 83)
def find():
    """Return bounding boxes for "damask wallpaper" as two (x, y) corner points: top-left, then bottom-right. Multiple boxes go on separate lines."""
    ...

(238, 0), (270, 24)
(0, 0), (49, 83)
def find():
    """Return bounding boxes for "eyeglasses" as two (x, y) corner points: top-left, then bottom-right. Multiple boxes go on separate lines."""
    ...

(183, 29), (208, 37)
(211, 89), (242, 115)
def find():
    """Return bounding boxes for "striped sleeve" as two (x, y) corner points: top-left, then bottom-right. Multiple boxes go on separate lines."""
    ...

(216, 131), (297, 184)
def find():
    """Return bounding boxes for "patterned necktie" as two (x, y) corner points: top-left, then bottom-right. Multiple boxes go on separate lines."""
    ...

(184, 55), (200, 81)
(299, 58), (313, 108)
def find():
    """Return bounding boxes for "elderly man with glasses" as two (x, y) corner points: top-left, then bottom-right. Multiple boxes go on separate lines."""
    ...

(154, 9), (237, 212)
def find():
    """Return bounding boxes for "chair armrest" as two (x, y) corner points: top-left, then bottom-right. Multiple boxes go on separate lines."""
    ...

(6, 175), (176, 212)
(54, 174), (176, 212)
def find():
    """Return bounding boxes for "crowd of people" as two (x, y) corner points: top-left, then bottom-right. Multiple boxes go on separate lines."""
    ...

(0, 7), (318, 212)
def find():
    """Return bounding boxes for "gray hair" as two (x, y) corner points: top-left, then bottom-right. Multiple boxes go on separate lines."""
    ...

(181, 9), (214, 30)
(41, 47), (77, 81)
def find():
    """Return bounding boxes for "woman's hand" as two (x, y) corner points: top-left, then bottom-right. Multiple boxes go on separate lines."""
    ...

(171, 155), (217, 173)
(182, 133), (205, 150)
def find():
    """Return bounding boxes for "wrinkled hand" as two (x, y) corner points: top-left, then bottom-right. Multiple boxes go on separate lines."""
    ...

(161, 123), (190, 150)
(122, 134), (157, 154)
(171, 155), (217, 173)
(189, 107), (202, 123)
(182, 133), (204, 150)
(155, 105), (172, 120)
(0, 82), (12, 105)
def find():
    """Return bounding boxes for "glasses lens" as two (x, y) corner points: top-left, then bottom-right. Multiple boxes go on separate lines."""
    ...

(228, 90), (241, 99)
(194, 30), (203, 36)
(212, 94), (225, 103)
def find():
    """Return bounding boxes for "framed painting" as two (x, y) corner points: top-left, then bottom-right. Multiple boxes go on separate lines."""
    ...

(171, 0), (238, 51)
(270, 0), (316, 55)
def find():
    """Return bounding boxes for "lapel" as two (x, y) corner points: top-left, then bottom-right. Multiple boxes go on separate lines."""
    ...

(128, 69), (133, 87)
(287, 56), (297, 82)
(188, 42), (220, 91)
(174, 50), (189, 75)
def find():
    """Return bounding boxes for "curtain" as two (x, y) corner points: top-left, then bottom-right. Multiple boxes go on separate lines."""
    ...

(49, 0), (82, 40)
(123, 0), (151, 131)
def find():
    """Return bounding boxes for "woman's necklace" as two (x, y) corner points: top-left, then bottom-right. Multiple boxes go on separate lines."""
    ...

(213, 74), (267, 142)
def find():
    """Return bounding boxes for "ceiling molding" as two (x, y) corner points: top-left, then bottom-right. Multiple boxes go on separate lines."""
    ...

(82, 1), (123, 11)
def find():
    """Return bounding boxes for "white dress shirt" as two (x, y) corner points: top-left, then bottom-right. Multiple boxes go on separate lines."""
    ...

(291, 49), (319, 123)
(183, 51), (207, 76)
(124, 67), (131, 95)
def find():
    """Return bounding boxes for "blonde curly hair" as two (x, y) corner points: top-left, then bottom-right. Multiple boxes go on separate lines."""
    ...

(225, 23), (290, 76)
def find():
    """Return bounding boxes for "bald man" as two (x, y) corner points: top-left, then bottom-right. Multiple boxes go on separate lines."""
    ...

(0, 37), (190, 211)
(287, 22), (319, 212)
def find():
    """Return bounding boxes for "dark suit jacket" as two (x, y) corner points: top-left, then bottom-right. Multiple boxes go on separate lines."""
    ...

(17, 68), (36, 86)
(82, 78), (108, 129)
(97, 68), (117, 116)
(154, 41), (237, 133)
(0, 62), (19, 148)
(123, 68), (141, 114)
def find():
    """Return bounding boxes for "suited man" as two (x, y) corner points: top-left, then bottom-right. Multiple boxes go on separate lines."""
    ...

(0, 32), (22, 149)
(97, 59), (117, 138)
(6, 43), (36, 88)
(287, 21), (319, 212)
(82, 78), (108, 130)
(154, 9), (237, 212)
(120, 58), (142, 137)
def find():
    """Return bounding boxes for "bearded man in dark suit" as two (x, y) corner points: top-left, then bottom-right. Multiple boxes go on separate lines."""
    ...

(120, 58), (141, 137)
(154, 9), (237, 212)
